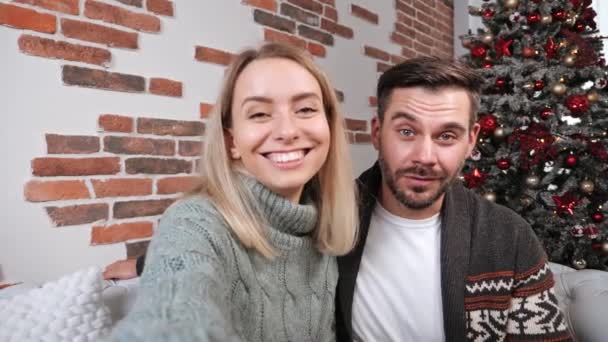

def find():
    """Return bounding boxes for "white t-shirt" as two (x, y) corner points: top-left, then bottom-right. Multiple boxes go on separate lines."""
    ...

(352, 203), (445, 342)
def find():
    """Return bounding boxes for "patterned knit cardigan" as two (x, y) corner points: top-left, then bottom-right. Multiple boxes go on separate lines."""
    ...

(336, 163), (573, 341)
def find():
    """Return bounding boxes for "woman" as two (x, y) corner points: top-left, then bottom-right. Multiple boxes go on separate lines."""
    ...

(111, 43), (358, 341)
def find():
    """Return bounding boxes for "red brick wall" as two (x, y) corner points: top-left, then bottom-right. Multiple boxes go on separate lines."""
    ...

(1, 0), (454, 252)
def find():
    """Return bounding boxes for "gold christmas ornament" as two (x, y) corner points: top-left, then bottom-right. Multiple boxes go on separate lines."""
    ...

(587, 90), (599, 102)
(461, 37), (473, 48)
(570, 48), (579, 55)
(504, 0), (519, 9)
(541, 14), (553, 25)
(521, 196), (534, 207)
(526, 175), (541, 188)
(551, 83), (567, 95)
(493, 127), (507, 140)
(483, 192), (497, 202)
(580, 180), (595, 194)
(481, 32), (494, 45)
(559, 40), (570, 48)
(559, 76), (567, 83)
(468, 6), (481, 15)
(563, 54), (576, 67)
(601, 241), (608, 255)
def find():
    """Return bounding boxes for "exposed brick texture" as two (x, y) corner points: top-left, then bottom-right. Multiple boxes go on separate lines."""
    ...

(61, 18), (138, 49)
(351, 4), (378, 24)
(194, 46), (234, 66)
(178, 140), (202, 157)
(14, 0), (79, 15)
(146, 0), (173, 16)
(103, 136), (175, 155)
(364, 45), (390, 61)
(149, 78), (183, 97)
(280, 3), (319, 26)
(24, 180), (90, 202)
(137, 118), (205, 136)
(32, 157), (120, 176)
(45, 134), (100, 154)
(0, 3), (56, 33)
(84, 0), (161, 33)
(264, 28), (306, 49)
(91, 178), (153, 198)
(116, 0), (143, 8)
(125, 157), (192, 174)
(254, 9), (295, 33)
(298, 24), (333, 45)
(18, 34), (111, 66)
(242, 0), (277, 12)
(98, 114), (134, 133)
(345, 118), (367, 132)
(91, 221), (153, 244)
(113, 198), (175, 218)
(156, 176), (200, 194)
(46, 203), (108, 226)
(63, 65), (145, 93)
(199, 103), (214, 118)
(287, 0), (322, 14)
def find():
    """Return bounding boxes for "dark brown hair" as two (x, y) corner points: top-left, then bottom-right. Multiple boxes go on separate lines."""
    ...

(377, 56), (483, 127)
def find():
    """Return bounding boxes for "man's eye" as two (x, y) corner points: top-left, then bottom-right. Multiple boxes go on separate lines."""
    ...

(439, 133), (456, 141)
(399, 129), (414, 136)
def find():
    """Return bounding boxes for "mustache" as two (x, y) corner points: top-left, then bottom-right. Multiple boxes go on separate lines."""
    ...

(394, 165), (445, 179)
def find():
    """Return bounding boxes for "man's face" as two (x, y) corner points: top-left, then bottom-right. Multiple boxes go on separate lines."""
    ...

(371, 86), (480, 218)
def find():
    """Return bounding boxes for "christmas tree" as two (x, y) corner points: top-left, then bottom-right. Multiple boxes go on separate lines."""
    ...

(460, 0), (608, 270)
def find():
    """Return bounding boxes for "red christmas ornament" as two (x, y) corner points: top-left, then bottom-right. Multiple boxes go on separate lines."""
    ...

(571, 226), (585, 237)
(574, 21), (586, 32)
(482, 61), (493, 69)
(482, 8), (495, 19)
(565, 155), (578, 167)
(522, 47), (536, 58)
(565, 94), (590, 116)
(478, 114), (498, 136)
(584, 226), (600, 238)
(464, 168), (487, 188)
(527, 13), (541, 24)
(543, 37), (559, 59)
(471, 44), (488, 59)
(495, 38), (513, 58)
(589, 142), (608, 161)
(592, 212), (604, 222)
(599, 58), (606, 66)
(540, 107), (554, 120)
(497, 158), (511, 170)
(552, 9), (567, 21)
(495, 78), (507, 88)
(552, 193), (579, 216)
(534, 80), (545, 90)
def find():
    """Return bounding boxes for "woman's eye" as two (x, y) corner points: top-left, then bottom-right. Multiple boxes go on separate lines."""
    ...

(249, 112), (269, 119)
(297, 107), (317, 114)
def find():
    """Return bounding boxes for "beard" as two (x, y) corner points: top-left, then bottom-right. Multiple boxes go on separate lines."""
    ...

(378, 143), (463, 210)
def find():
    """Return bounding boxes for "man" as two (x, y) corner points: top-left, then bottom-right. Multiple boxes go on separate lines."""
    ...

(335, 57), (572, 341)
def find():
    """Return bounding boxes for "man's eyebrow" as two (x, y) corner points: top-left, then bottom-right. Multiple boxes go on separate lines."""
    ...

(390, 111), (417, 122)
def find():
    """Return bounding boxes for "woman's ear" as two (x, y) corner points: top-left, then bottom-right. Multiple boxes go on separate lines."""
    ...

(225, 128), (241, 160)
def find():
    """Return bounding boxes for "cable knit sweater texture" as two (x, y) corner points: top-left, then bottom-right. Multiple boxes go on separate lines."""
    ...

(111, 177), (337, 342)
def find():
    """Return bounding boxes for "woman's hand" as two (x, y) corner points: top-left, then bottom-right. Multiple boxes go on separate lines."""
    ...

(103, 259), (138, 280)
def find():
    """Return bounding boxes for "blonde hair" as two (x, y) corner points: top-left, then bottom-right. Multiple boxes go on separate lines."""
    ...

(193, 43), (358, 258)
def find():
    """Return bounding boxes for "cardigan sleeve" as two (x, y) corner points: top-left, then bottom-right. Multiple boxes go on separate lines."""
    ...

(110, 200), (242, 342)
(505, 224), (573, 341)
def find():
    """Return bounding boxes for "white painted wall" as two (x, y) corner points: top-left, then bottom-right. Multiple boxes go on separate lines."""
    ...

(0, 0), (399, 283)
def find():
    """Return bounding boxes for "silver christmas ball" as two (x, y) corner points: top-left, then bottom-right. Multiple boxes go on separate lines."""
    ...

(483, 192), (497, 202)
(601, 241), (608, 255)
(572, 258), (587, 270)
(580, 180), (595, 194)
(526, 175), (541, 188)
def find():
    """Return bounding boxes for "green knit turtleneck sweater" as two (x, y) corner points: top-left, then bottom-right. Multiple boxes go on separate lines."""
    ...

(111, 177), (337, 342)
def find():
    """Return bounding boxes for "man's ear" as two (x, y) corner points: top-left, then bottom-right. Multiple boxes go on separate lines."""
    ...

(466, 123), (481, 158)
(371, 116), (381, 151)
(225, 128), (241, 160)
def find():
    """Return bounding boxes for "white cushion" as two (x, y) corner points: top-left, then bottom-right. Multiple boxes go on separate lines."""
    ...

(0, 267), (112, 342)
